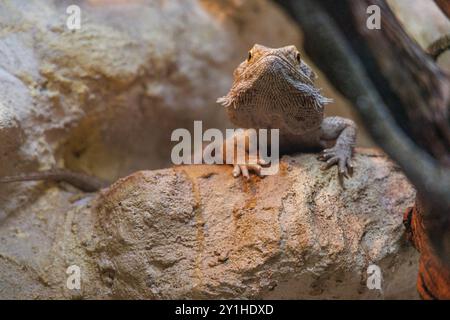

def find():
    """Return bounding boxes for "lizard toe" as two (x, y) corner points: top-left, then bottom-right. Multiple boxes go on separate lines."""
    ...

(240, 165), (250, 179)
(232, 164), (241, 177)
(346, 159), (354, 176)
(320, 156), (339, 170)
(339, 159), (349, 179)
(232, 163), (264, 179)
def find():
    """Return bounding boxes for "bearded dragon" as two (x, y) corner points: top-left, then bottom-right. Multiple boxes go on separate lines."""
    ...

(216, 44), (357, 179)
(0, 44), (356, 191)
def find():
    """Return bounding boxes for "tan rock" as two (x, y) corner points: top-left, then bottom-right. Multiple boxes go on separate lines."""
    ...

(28, 149), (416, 300)
(0, 150), (419, 299)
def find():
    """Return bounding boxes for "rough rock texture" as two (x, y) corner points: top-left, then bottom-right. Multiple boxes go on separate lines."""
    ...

(0, 150), (419, 299)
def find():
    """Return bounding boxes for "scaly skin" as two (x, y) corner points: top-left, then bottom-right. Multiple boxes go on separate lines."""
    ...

(217, 44), (357, 179)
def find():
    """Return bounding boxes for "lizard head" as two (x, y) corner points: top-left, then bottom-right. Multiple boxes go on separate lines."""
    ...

(217, 44), (332, 134)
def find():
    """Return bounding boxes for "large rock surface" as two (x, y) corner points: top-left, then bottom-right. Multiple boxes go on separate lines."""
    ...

(0, 150), (418, 299)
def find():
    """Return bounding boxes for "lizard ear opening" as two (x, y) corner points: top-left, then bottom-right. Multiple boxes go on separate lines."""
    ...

(247, 51), (252, 62)
(296, 52), (301, 63)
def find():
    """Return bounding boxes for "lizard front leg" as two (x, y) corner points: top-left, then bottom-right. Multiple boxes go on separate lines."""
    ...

(228, 129), (268, 179)
(318, 116), (357, 178)
(205, 129), (266, 179)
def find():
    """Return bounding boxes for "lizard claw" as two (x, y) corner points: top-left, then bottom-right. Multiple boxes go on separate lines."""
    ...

(232, 158), (267, 180)
(318, 146), (353, 179)
(233, 163), (263, 179)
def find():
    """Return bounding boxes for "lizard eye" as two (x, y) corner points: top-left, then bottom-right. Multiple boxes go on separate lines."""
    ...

(247, 51), (252, 62)
(296, 52), (301, 63)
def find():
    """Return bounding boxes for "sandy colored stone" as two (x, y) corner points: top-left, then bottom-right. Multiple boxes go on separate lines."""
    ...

(0, 149), (418, 299)
(92, 149), (418, 299)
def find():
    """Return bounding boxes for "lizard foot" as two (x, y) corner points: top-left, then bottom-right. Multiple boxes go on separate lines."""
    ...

(232, 158), (268, 180)
(318, 145), (353, 179)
